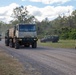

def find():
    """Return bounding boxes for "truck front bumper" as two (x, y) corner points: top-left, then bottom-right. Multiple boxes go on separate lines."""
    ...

(18, 37), (38, 45)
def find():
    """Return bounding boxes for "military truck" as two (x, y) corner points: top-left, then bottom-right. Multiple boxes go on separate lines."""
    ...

(5, 23), (38, 49)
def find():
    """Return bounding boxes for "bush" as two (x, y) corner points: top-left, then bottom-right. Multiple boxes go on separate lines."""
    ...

(60, 33), (69, 40)
(69, 32), (76, 39)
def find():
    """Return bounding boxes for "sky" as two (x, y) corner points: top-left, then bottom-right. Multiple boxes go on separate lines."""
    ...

(0, 0), (76, 23)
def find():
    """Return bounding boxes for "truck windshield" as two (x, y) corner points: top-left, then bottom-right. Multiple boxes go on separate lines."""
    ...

(19, 24), (36, 32)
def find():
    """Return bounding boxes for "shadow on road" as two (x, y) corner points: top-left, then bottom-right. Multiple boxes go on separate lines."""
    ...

(19, 45), (56, 51)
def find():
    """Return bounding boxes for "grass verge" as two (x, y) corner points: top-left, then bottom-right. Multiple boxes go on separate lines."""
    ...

(38, 40), (76, 49)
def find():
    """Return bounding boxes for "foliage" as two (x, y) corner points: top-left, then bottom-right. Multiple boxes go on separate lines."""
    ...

(60, 33), (69, 39)
(12, 6), (35, 24)
(69, 29), (76, 39)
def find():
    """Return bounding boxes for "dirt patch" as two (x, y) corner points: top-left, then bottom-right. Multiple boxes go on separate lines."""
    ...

(0, 49), (28, 75)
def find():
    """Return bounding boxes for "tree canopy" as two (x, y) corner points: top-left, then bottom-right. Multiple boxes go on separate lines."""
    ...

(12, 6), (35, 24)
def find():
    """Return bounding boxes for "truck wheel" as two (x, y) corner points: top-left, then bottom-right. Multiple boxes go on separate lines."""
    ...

(5, 39), (9, 46)
(15, 42), (19, 49)
(32, 42), (37, 48)
(9, 39), (14, 48)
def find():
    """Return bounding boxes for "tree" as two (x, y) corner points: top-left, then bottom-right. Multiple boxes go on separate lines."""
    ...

(12, 6), (35, 23)
(71, 10), (76, 28)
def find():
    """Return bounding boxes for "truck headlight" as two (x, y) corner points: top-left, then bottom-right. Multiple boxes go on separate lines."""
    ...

(34, 38), (38, 41)
(34, 39), (37, 40)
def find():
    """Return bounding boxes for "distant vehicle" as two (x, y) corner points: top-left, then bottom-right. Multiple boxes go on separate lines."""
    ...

(5, 23), (38, 49)
(51, 35), (59, 43)
(0, 34), (1, 41)
(40, 36), (52, 42)
(40, 35), (59, 43)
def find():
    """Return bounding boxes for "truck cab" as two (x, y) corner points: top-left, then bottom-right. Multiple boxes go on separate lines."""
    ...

(15, 24), (37, 38)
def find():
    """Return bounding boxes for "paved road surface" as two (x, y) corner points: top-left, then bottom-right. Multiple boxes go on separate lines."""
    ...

(0, 39), (76, 75)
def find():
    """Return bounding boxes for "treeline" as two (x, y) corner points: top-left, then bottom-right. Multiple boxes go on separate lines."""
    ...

(36, 10), (76, 39)
(0, 6), (76, 39)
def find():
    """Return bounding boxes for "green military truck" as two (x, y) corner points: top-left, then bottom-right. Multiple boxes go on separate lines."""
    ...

(5, 23), (38, 49)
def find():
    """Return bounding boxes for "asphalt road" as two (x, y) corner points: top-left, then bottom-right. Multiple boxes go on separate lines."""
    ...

(0, 39), (76, 75)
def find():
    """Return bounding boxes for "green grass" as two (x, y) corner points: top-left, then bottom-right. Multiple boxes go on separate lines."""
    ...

(38, 40), (76, 49)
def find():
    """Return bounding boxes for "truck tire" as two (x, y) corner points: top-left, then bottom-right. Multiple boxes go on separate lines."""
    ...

(9, 39), (14, 48)
(32, 42), (37, 48)
(5, 39), (9, 46)
(15, 41), (19, 49)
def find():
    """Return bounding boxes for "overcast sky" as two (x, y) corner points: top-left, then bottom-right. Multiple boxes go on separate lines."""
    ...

(0, 0), (76, 23)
